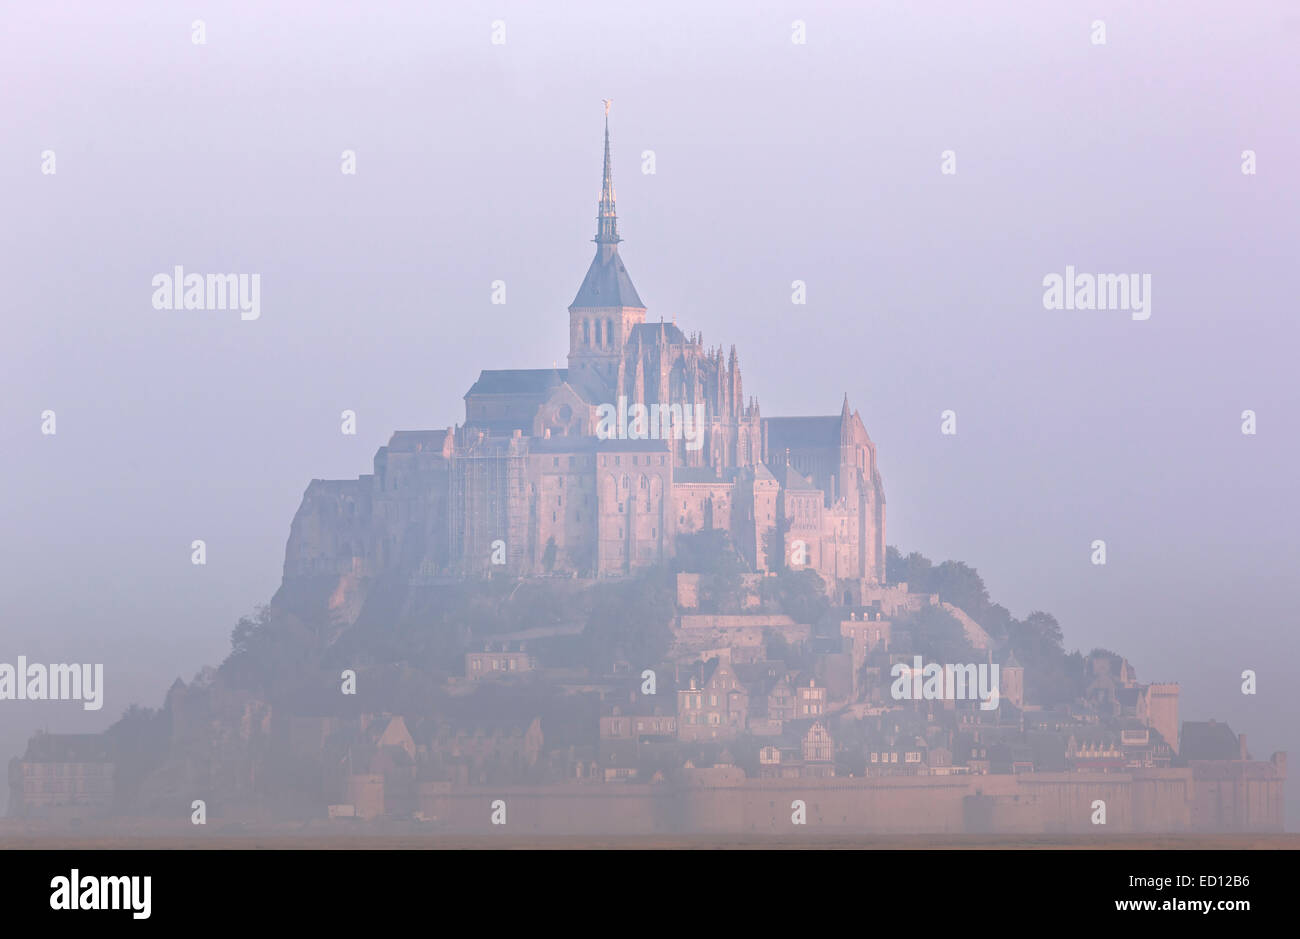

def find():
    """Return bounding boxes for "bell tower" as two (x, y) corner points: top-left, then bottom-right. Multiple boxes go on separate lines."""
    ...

(567, 101), (646, 395)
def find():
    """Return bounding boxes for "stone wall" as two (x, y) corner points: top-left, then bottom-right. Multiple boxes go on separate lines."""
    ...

(415, 765), (1282, 835)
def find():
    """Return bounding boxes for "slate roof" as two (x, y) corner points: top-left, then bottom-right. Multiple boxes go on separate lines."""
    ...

(465, 368), (568, 397)
(1026, 732), (1067, 772)
(764, 415), (843, 450)
(465, 419), (531, 437)
(386, 430), (449, 452)
(570, 247), (644, 309)
(1180, 720), (1239, 760)
(22, 732), (112, 763)
(734, 661), (788, 697)
(628, 322), (686, 346)
(780, 464), (819, 491)
(782, 718), (830, 746)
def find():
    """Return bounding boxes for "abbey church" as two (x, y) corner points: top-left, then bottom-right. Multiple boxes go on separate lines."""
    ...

(282, 112), (886, 599)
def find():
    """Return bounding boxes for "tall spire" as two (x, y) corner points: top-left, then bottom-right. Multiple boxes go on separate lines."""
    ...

(570, 101), (643, 311)
(596, 99), (621, 245)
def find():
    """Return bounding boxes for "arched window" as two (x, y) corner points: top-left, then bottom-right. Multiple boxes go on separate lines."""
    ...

(583, 320), (590, 345)
(595, 320), (603, 346)
(606, 319), (614, 346)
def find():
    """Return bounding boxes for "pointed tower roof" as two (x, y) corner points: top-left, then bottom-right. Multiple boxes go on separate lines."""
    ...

(571, 102), (644, 310)
(596, 100), (620, 247)
(839, 393), (854, 442)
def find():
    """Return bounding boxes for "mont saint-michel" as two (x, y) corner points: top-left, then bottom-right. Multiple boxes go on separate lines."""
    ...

(282, 109), (886, 597)
(6, 113), (1285, 840)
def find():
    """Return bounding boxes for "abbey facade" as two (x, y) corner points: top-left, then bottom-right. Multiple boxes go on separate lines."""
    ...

(282, 114), (886, 599)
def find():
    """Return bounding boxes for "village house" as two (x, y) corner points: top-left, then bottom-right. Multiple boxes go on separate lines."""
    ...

(677, 658), (748, 741)
(7, 732), (115, 819)
(466, 642), (536, 680)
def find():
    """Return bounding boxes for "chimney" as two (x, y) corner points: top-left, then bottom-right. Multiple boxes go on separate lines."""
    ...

(1239, 733), (1249, 761)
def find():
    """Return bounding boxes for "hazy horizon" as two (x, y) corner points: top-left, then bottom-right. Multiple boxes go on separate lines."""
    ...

(2, 1), (1297, 824)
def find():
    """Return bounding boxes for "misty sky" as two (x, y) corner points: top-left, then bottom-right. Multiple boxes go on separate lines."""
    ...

(2, 1), (1298, 822)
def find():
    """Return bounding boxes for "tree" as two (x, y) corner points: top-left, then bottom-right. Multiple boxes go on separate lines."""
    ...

(542, 536), (558, 573)
(582, 566), (676, 672)
(676, 530), (749, 613)
(894, 605), (974, 663)
(1010, 611), (1064, 661)
(886, 547), (932, 589)
(770, 568), (829, 625)
(762, 517), (790, 573)
(104, 704), (170, 812)
(1007, 611), (1068, 706)
(221, 606), (322, 692)
(928, 561), (990, 618)
(886, 548), (1012, 638)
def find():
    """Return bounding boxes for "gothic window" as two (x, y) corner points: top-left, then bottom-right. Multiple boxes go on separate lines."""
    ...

(595, 320), (603, 346)
(606, 319), (614, 345)
(583, 320), (590, 345)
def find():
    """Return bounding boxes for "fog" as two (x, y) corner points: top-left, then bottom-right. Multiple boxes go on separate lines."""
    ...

(2, 1), (1297, 824)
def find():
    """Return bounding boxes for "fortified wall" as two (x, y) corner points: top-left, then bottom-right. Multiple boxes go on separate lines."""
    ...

(415, 762), (1285, 836)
